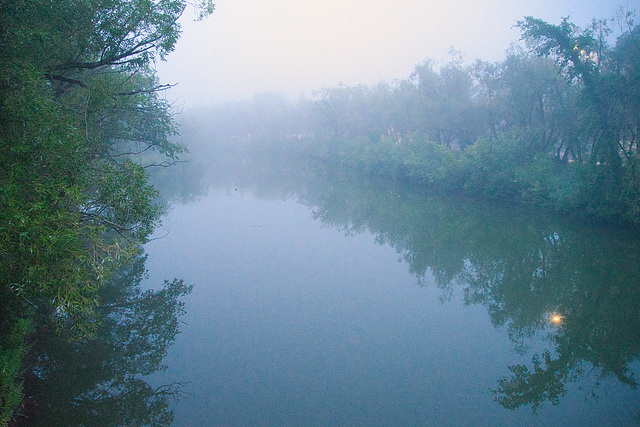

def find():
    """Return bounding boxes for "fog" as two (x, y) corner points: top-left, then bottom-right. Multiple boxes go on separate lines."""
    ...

(156, 0), (631, 107)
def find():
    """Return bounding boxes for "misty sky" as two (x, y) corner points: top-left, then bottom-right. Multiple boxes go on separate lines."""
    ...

(157, 0), (638, 107)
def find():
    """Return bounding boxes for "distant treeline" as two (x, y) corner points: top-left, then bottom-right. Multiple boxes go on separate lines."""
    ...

(195, 9), (640, 227)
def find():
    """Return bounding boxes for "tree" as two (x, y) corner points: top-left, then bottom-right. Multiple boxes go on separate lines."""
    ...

(516, 12), (640, 222)
(0, 0), (213, 422)
(410, 59), (481, 149)
(0, 0), (213, 331)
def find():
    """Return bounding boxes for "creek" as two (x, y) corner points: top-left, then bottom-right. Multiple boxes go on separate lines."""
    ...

(141, 156), (640, 425)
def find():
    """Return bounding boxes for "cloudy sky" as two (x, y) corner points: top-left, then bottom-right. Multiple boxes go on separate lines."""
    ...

(157, 0), (638, 107)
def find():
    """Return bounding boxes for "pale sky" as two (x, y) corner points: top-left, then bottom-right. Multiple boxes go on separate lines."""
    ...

(157, 0), (638, 107)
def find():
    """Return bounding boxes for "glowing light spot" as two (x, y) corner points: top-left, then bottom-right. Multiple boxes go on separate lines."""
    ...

(550, 313), (564, 325)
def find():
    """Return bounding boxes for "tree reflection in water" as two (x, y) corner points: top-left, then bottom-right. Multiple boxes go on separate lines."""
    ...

(18, 252), (192, 426)
(317, 177), (640, 413)
(201, 154), (640, 415)
(326, 178), (640, 414)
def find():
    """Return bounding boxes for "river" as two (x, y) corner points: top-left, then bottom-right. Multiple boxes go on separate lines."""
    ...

(138, 156), (640, 425)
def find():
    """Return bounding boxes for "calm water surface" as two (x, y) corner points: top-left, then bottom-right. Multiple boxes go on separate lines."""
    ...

(141, 161), (640, 426)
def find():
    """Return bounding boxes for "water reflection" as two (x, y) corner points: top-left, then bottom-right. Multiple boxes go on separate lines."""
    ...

(19, 252), (191, 426)
(548, 313), (563, 326)
(190, 154), (640, 416)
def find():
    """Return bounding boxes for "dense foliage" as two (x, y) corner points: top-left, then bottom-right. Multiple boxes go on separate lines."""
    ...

(199, 8), (640, 227)
(0, 0), (212, 423)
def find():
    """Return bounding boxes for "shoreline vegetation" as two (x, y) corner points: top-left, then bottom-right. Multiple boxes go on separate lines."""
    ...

(0, 1), (213, 424)
(189, 7), (640, 229)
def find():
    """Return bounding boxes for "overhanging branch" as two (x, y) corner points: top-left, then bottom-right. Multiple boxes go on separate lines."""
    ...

(47, 73), (88, 88)
(115, 83), (177, 96)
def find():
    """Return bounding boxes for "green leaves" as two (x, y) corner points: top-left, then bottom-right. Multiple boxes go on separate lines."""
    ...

(85, 158), (162, 241)
(0, 0), (202, 335)
(0, 318), (31, 425)
(0, 0), (209, 421)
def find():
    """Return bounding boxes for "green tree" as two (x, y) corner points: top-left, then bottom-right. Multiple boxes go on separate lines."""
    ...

(0, 0), (213, 331)
(410, 58), (482, 149)
(516, 13), (640, 222)
(0, 0), (213, 422)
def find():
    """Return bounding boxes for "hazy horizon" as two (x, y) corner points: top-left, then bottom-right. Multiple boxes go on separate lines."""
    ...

(157, 0), (637, 108)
